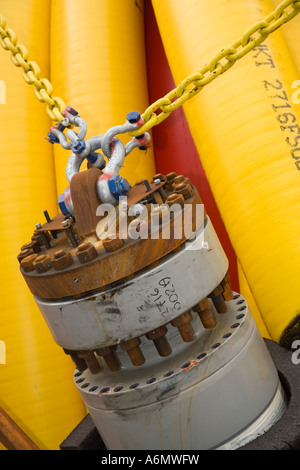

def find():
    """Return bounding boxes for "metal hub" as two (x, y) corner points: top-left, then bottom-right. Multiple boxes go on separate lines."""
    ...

(73, 293), (285, 450)
(17, 170), (286, 450)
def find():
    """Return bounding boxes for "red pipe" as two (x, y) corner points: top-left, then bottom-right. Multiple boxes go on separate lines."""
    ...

(144, 0), (239, 291)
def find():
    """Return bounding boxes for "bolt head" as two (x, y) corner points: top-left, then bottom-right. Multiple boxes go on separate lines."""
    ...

(102, 237), (124, 253)
(72, 139), (86, 154)
(46, 132), (59, 144)
(126, 111), (141, 123)
(21, 254), (38, 272)
(108, 175), (131, 200)
(173, 175), (185, 185)
(146, 325), (167, 340)
(53, 250), (74, 271)
(166, 172), (177, 181)
(62, 219), (70, 228)
(166, 193), (185, 208)
(174, 183), (193, 200)
(17, 249), (35, 263)
(76, 243), (98, 263)
(65, 106), (79, 116)
(153, 173), (165, 182)
(21, 240), (41, 254)
(33, 255), (53, 273)
(120, 337), (141, 351)
(119, 178), (131, 194)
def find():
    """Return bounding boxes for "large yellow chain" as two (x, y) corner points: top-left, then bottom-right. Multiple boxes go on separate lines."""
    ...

(0, 0), (300, 129)
(0, 14), (66, 121)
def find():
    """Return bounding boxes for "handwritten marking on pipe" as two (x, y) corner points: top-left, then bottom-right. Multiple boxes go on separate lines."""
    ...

(0, 80), (5, 104)
(252, 44), (300, 173)
(253, 44), (275, 69)
(137, 277), (182, 319)
(264, 79), (300, 171)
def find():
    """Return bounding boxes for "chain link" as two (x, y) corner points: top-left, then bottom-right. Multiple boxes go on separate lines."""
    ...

(128, 0), (300, 137)
(0, 0), (299, 127)
(0, 14), (66, 121)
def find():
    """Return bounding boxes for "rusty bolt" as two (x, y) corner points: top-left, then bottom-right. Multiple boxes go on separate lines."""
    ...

(173, 175), (185, 185)
(76, 242), (98, 264)
(146, 325), (172, 357)
(158, 186), (167, 202)
(33, 254), (53, 273)
(152, 173), (165, 182)
(208, 284), (227, 314)
(221, 273), (234, 301)
(21, 240), (41, 254)
(120, 337), (145, 366)
(52, 250), (74, 271)
(20, 254), (38, 273)
(193, 298), (216, 329)
(164, 172), (177, 191)
(173, 175), (191, 187)
(222, 282), (234, 301)
(192, 297), (210, 313)
(174, 183), (193, 200)
(96, 345), (121, 372)
(62, 219), (79, 247)
(40, 232), (51, 249)
(17, 249), (35, 264)
(151, 204), (169, 223)
(165, 172), (177, 189)
(166, 172), (177, 181)
(166, 193), (185, 208)
(31, 232), (43, 247)
(64, 349), (88, 372)
(77, 350), (102, 375)
(171, 312), (195, 342)
(35, 225), (51, 249)
(199, 309), (216, 329)
(102, 237), (125, 253)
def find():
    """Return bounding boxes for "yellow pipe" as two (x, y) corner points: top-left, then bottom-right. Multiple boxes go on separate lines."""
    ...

(152, 0), (300, 347)
(246, 0), (299, 341)
(0, 0), (86, 449)
(237, 261), (271, 340)
(50, 0), (156, 197)
(273, 0), (300, 75)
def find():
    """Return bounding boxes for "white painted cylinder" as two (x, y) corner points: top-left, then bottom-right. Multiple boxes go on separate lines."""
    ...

(74, 296), (286, 450)
(35, 217), (228, 350)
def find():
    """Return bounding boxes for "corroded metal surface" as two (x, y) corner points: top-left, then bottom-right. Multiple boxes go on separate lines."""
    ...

(19, 173), (204, 300)
(73, 296), (284, 450)
(34, 218), (228, 350)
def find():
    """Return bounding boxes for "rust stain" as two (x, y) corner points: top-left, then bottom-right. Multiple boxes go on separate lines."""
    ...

(90, 300), (111, 342)
(21, 191), (202, 300)
(181, 360), (198, 372)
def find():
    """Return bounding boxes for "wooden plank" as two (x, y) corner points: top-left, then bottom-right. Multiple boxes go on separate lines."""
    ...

(0, 408), (39, 450)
